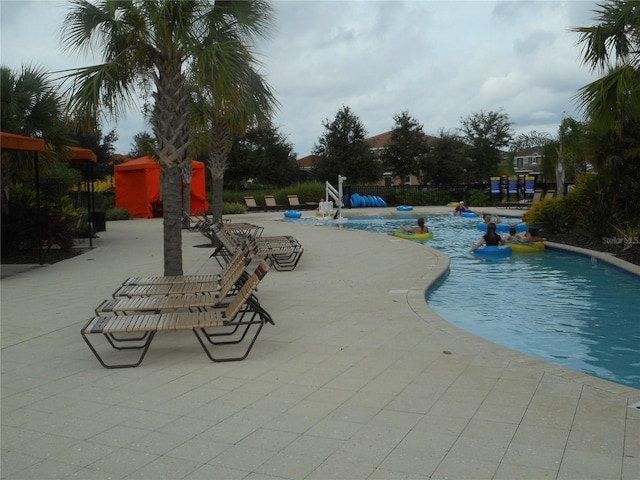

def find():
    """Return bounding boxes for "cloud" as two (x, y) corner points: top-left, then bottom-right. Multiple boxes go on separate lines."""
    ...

(1, 0), (600, 157)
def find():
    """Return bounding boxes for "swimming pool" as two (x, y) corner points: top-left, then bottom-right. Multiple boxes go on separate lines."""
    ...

(304, 213), (640, 389)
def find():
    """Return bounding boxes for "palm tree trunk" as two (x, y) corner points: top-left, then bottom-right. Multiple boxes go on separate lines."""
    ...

(181, 161), (193, 229)
(210, 176), (224, 224)
(161, 165), (183, 276)
(152, 58), (191, 276)
(207, 125), (230, 223)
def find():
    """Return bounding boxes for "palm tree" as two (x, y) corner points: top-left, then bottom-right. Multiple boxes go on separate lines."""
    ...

(60, 0), (273, 276)
(1, 65), (73, 202)
(571, 0), (640, 137)
(191, 64), (277, 223)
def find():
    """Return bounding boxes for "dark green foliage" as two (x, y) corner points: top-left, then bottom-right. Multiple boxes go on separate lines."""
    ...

(1, 183), (81, 255)
(128, 132), (157, 158)
(523, 198), (571, 234)
(221, 182), (325, 209)
(382, 111), (429, 182)
(423, 130), (469, 184)
(222, 202), (247, 215)
(229, 122), (298, 187)
(69, 121), (118, 182)
(40, 163), (82, 202)
(468, 189), (489, 207)
(312, 106), (381, 184)
(459, 110), (514, 181)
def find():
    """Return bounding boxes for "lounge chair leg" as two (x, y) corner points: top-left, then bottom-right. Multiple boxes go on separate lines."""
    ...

(192, 318), (264, 362)
(81, 330), (155, 369)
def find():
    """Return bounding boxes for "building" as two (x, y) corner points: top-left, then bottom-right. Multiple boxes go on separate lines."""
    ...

(513, 146), (544, 176)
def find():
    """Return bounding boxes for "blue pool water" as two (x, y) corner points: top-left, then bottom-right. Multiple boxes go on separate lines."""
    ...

(297, 213), (640, 389)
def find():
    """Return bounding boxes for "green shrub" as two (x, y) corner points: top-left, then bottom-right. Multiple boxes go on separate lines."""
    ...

(221, 182), (325, 208)
(106, 207), (132, 221)
(223, 202), (247, 214)
(523, 198), (569, 233)
(101, 195), (116, 209)
(419, 189), (448, 205)
(469, 189), (489, 207)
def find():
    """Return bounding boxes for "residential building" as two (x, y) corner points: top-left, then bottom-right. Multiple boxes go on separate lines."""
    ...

(513, 146), (544, 176)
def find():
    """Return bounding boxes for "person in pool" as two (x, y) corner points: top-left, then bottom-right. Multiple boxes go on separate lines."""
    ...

(480, 212), (502, 224)
(516, 227), (547, 243)
(469, 222), (503, 252)
(503, 226), (518, 242)
(389, 217), (429, 235)
(453, 201), (471, 216)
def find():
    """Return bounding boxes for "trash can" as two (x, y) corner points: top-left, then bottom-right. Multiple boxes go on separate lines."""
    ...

(91, 211), (106, 232)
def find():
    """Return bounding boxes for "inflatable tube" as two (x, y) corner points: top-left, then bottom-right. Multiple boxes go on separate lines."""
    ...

(478, 222), (527, 233)
(351, 193), (362, 208)
(393, 231), (434, 241)
(284, 210), (302, 219)
(446, 201), (460, 207)
(473, 245), (512, 257)
(396, 205), (413, 211)
(506, 242), (545, 253)
(460, 211), (479, 218)
(377, 196), (388, 207)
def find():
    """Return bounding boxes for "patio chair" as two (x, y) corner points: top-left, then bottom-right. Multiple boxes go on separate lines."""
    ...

(81, 258), (273, 368)
(244, 196), (262, 211)
(287, 194), (319, 210)
(210, 223), (303, 271)
(114, 240), (255, 299)
(264, 195), (284, 210)
(183, 210), (209, 231)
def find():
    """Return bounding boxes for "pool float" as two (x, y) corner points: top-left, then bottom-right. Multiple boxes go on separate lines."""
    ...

(478, 222), (527, 233)
(472, 245), (512, 257)
(284, 210), (302, 219)
(460, 212), (479, 218)
(506, 241), (545, 253)
(446, 201), (460, 207)
(393, 231), (434, 241)
(396, 205), (413, 211)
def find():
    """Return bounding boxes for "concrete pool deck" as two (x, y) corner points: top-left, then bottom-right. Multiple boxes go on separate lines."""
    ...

(1, 206), (638, 480)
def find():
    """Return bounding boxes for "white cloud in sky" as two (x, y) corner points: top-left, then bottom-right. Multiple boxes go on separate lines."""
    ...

(1, 0), (600, 157)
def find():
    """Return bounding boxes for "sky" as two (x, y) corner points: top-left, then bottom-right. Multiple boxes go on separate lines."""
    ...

(1, 0), (601, 158)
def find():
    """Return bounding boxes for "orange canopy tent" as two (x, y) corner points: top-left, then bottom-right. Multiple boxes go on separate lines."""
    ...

(115, 156), (208, 219)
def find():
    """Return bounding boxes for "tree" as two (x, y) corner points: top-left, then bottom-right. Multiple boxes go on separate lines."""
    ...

(231, 121), (298, 187)
(1, 64), (74, 207)
(312, 106), (380, 184)
(459, 110), (514, 181)
(128, 132), (157, 159)
(423, 129), (470, 184)
(69, 120), (118, 182)
(571, 0), (640, 138)
(571, 0), (640, 209)
(61, 0), (273, 276)
(190, 51), (277, 223)
(381, 111), (430, 183)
